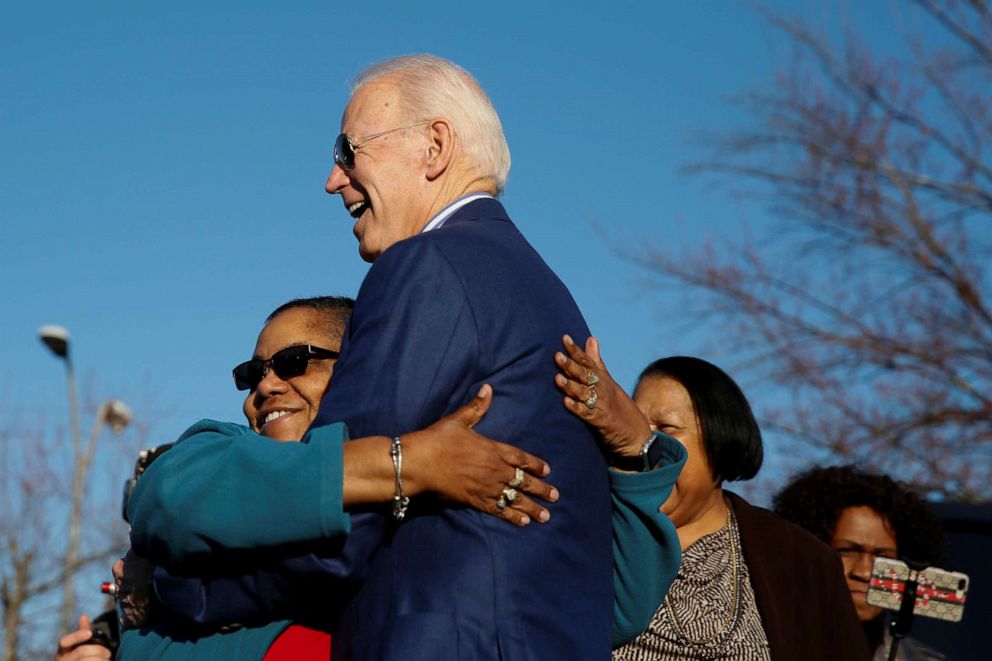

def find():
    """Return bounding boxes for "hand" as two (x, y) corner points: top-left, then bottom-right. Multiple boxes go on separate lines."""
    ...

(114, 549), (157, 629)
(405, 384), (559, 527)
(55, 615), (111, 660)
(555, 335), (652, 459)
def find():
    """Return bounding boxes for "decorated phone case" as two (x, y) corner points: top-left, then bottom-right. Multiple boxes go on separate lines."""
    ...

(867, 557), (969, 622)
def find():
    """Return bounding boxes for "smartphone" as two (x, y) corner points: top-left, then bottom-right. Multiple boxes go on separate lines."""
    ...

(867, 557), (969, 622)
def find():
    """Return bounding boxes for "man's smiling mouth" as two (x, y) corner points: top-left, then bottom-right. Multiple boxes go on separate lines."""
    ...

(347, 201), (368, 218)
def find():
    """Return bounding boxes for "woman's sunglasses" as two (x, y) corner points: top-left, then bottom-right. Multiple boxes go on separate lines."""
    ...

(232, 344), (340, 391)
(332, 121), (430, 171)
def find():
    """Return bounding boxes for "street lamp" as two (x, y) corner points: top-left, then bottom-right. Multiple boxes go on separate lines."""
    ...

(38, 324), (70, 358)
(38, 325), (132, 633)
(101, 399), (133, 434)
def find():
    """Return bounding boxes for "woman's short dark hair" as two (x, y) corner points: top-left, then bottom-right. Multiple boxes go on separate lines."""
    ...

(267, 296), (355, 323)
(772, 465), (947, 567)
(637, 356), (763, 482)
(266, 296), (355, 342)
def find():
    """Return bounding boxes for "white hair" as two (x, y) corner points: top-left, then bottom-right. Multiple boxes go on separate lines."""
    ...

(352, 54), (511, 194)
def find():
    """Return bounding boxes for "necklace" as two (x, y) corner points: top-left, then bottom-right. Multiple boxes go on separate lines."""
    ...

(665, 504), (743, 647)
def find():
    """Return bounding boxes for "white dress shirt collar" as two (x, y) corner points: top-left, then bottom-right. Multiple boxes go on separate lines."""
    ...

(420, 193), (496, 233)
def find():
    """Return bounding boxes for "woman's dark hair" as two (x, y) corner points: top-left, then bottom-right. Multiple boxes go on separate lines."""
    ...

(772, 465), (947, 567)
(266, 296), (355, 341)
(637, 356), (763, 482)
(267, 295), (355, 322)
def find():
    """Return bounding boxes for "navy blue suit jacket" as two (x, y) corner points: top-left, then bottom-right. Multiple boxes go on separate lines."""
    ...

(314, 198), (613, 660)
(143, 199), (613, 659)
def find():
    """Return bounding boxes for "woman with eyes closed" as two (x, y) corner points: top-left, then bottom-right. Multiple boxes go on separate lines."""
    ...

(555, 338), (870, 660)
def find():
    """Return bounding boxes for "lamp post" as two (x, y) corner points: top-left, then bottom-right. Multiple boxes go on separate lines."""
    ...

(38, 325), (133, 633)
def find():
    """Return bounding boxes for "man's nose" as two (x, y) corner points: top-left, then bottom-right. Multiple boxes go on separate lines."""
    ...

(325, 163), (350, 194)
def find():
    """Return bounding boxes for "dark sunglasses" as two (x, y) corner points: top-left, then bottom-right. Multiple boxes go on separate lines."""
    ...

(232, 344), (339, 391)
(333, 121), (430, 171)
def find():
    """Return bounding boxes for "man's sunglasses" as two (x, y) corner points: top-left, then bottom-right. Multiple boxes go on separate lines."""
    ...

(232, 344), (340, 391)
(333, 121), (430, 171)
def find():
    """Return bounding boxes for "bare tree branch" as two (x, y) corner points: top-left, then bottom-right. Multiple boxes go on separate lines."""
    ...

(640, 3), (992, 499)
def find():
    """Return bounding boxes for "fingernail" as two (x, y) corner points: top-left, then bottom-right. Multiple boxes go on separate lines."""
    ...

(549, 488), (559, 502)
(543, 463), (551, 476)
(520, 515), (531, 525)
(555, 352), (565, 364)
(476, 385), (487, 398)
(563, 335), (573, 345)
(538, 510), (550, 522)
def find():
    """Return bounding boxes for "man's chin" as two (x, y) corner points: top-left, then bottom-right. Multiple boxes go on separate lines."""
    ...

(358, 240), (381, 262)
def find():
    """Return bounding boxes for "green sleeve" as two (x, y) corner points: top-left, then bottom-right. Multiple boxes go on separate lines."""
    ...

(128, 419), (350, 569)
(610, 432), (687, 648)
(117, 620), (290, 660)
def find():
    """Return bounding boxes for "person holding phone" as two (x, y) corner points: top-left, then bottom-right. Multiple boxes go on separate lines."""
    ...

(774, 465), (948, 660)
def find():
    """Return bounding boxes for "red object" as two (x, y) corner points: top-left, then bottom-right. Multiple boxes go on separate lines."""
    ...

(869, 577), (967, 605)
(263, 624), (331, 660)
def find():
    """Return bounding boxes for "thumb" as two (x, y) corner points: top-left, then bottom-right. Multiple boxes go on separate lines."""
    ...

(450, 384), (493, 428)
(78, 614), (92, 631)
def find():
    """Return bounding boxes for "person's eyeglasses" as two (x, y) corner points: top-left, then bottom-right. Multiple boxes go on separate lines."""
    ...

(333, 121), (430, 171)
(232, 344), (340, 391)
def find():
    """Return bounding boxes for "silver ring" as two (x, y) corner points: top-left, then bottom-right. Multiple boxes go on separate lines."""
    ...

(502, 487), (518, 503)
(584, 387), (598, 410)
(496, 495), (507, 510)
(586, 371), (600, 386)
(508, 467), (525, 488)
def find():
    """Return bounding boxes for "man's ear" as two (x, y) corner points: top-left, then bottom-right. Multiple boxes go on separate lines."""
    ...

(425, 118), (455, 180)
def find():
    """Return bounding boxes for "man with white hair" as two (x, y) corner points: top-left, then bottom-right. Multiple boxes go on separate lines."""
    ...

(137, 55), (615, 660)
(318, 53), (613, 660)
(325, 54), (513, 263)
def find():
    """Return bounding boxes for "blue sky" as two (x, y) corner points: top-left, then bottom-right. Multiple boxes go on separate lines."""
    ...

(2, 1), (911, 496)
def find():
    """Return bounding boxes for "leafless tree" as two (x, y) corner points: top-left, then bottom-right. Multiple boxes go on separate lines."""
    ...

(0, 392), (145, 660)
(643, 1), (992, 499)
